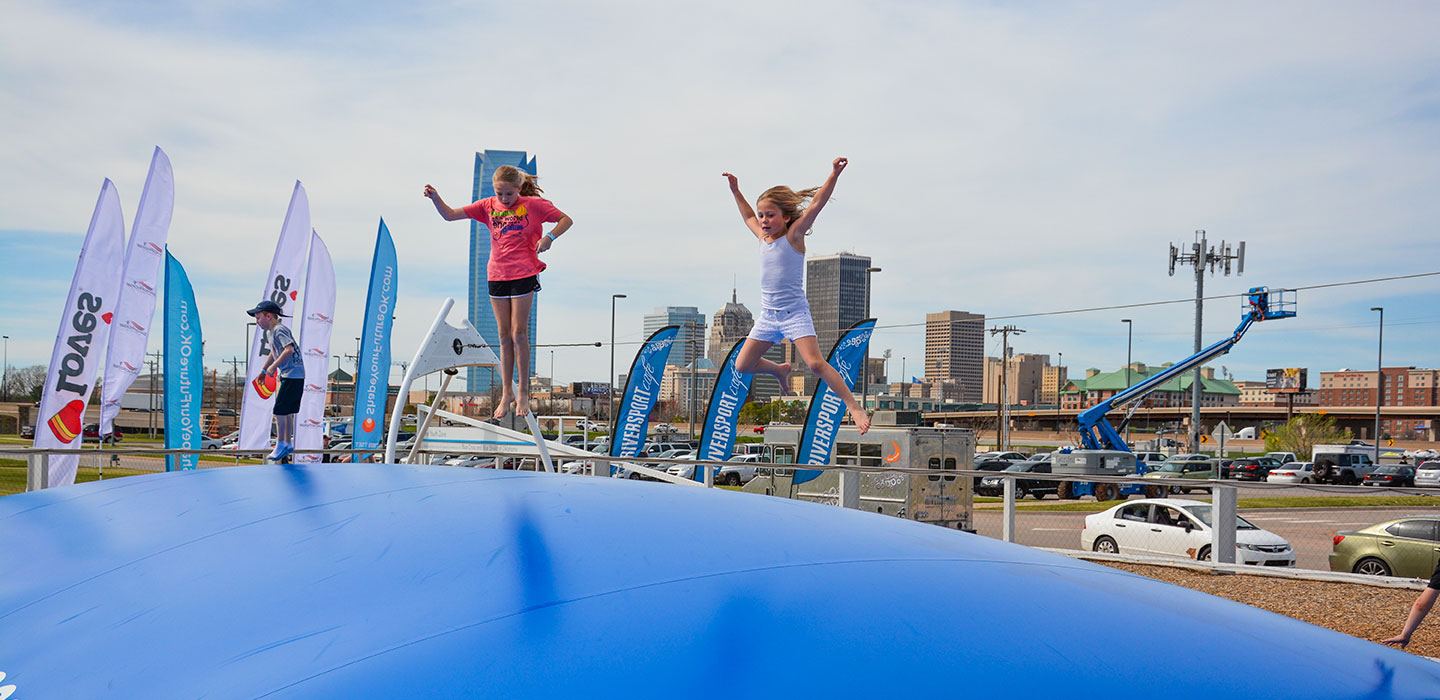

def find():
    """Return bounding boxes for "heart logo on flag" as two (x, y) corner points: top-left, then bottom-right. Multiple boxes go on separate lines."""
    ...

(102, 312), (113, 324)
(47, 400), (85, 443)
(362, 418), (375, 433)
(290, 290), (298, 301)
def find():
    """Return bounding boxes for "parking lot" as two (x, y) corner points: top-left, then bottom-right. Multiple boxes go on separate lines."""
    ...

(973, 504), (1427, 571)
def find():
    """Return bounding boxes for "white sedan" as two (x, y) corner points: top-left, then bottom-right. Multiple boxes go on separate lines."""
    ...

(1266, 462), (1315, 484)
(1081, 498), (1294, 566)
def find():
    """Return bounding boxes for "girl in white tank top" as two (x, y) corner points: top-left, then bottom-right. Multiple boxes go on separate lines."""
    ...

(720, 158), (871, 435)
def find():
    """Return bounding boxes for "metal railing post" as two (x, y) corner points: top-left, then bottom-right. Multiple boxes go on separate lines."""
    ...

(1002, 475), (1016, 543)
(1213, 483), (1237, 564)
(27, 452), (49, 492)
(838, 470), (860, 509)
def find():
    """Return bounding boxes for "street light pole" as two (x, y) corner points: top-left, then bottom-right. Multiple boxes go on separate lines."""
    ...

(1122, 318), (1133, 447)
(610, 294), (626, 431)
(2, 335), (8, 403)
(1372, 306), (1383, 463)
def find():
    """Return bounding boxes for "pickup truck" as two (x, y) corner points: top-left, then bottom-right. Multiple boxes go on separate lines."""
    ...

(1262, 452), (1298, 465)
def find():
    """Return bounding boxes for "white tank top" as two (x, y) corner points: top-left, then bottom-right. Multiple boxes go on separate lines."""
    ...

(759, 236), (805, 311)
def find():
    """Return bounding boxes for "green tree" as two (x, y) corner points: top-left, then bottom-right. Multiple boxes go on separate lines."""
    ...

(1265, 413), (1350, 460)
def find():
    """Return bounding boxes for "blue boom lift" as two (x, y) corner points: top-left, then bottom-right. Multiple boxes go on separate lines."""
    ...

(1057, 287), (1296, 500)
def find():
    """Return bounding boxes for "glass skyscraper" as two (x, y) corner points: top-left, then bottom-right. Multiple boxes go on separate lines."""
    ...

(468, 149), (539, 393)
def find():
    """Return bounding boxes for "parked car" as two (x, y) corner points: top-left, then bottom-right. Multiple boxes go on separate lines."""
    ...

(1229, 457), (1283, 482)
(20, 424), (35, 439)
(1415, 461), (1440, 488)
(971, 458), (1014, 488)
(1215, 458), (1235, 480)
(1081, 498), (1294, 566)
(1142, 455), (1215, 496)
(653, 424), (679, 435)
(976, 459), (1058, 499)
(199, 437), (223, 450)
(1361, 464), (1417, 488)
(717, 453), (764, 485)
(1330, 516), (1440, 577)
(1131, 451), (1169, 469)
(216, 408), (239, 417)
(1265, 462), (1315, 484)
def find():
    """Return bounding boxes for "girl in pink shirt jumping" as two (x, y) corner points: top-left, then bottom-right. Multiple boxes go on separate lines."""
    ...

(425, 166), (574, 419)
(722, 157), (870, 435)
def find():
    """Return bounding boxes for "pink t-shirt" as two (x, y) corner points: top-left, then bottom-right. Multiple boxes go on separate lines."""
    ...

(462, 195), (563, 281)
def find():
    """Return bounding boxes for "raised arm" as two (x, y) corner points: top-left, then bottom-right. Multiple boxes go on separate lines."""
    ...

(723, 173), (766, 240)
(423, 184), (468, 221)
(787, 157), (847, 236)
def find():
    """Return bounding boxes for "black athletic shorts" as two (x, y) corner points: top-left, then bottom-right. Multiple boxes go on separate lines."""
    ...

(273, 377), (304, 416)
(488, 275), (541, 299)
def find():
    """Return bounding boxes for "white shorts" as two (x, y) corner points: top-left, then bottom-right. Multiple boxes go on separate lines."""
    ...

(748, 306), (816, 344)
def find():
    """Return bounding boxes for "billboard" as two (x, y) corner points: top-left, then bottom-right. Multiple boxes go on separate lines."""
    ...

(571, 381), (611, 396)
(1265, 368), (1307, 393)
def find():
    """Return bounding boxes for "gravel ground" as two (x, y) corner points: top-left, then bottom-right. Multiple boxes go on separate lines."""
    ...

(1102, 562), (1440, 658)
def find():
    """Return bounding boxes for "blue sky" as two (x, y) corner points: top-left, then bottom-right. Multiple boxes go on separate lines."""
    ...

(2, 1), (1437, 388)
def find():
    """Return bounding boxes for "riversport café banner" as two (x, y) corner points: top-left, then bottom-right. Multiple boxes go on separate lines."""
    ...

(793, 319), (876, 486)
(610, 326), (679, 460)
(693, 338), (754, 482)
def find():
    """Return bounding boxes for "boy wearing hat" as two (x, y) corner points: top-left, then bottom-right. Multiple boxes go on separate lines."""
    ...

(247, 300), (305, 461)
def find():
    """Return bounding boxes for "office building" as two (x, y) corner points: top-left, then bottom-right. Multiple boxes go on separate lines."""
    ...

(983, 353), (1048, 406)
(925, 310), (985, 403)
(1317, 367), (1438, 436)
(802, 252), (873, 394)
(1040, 364), (1069, 405)
(467, 149), (539, 393)
(644, 306), (706, 368)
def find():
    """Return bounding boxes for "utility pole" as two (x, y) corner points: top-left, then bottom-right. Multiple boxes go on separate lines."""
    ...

(687, 319), (700, 440)
(223, 356), (245, 411)
(1168, 232), (1244, 453)
(989, 325), (1025, 450)
(147, 350), (163, 438)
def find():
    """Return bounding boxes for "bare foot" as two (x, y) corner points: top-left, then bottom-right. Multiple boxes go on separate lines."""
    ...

(493, 394), (514, 420)
(516, 391), (531, 417)
(852, 409), (871, 435)
(770, 362), (792, 396)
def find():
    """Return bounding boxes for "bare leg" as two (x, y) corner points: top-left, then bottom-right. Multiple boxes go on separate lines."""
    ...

(734, 339), (792, 395)
(490, 296), (516, 420)
(793, 335), (870, 435)
(509, 292), (535, 416)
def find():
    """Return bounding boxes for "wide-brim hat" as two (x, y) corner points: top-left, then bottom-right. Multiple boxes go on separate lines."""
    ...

(246, 300), (288, 317)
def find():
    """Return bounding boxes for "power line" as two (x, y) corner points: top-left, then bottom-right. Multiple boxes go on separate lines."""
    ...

(598, 269), (1440, 346)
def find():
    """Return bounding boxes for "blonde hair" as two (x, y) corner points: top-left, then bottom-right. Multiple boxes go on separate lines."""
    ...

(494, 164), (543, 196)
(758, 185), (821, 232)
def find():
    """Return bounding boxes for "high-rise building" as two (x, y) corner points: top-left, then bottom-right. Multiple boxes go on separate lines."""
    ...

(705, 289), (789, 399)
(925, 310), (985, 403)
(1040, 364), (1069, 405)
(802, 252), (872, 393)
(643, 306), (706, 368)
(467, 149), (539, 393)
(708, 289), (753, 364)
(983, 353), (1048, 405)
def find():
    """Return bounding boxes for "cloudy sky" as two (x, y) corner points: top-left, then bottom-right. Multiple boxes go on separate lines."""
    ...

(2, 1), (1437, 391)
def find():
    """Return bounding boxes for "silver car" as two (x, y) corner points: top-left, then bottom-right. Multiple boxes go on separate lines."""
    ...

(1415, 460), (1440, 488)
